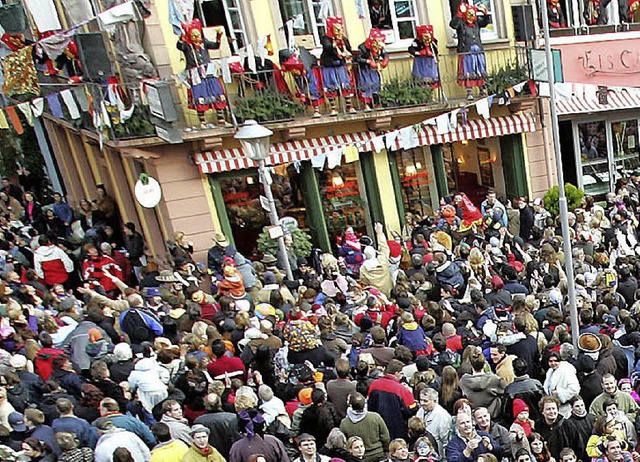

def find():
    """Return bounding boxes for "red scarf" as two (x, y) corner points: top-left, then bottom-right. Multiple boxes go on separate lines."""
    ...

(514, 419), (533, 437)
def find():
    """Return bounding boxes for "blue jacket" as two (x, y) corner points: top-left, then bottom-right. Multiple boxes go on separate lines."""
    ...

(52, 415), (99, 449)
(53, 201), (73, 224)
(398, 322), (427, 351)
(92, 414), (157, 447)
(446, 431), (501, 462)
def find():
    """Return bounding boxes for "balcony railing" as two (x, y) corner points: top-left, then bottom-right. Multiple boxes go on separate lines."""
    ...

(36, 46), (529, 139)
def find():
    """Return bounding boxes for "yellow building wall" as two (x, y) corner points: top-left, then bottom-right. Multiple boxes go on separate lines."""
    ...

(373, 149), (401, 234)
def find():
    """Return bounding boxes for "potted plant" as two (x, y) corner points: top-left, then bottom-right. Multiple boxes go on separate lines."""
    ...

(233, 90), (302, 124)
(379, 79), (433, 108)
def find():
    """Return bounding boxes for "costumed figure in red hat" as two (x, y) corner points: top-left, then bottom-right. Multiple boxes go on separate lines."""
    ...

(279, 47), (323, 118)
(547, 0), (567, 27)
(177, 19), (231, 128)
(337, 227), (364, 277)
(631, 0), (640, 21)
(584, 0), (609, 24)
(320, 16), (356, 115)
(55, 40), (83, 83)
(356, 28), (388, 111)
(408, 25), (440, 87)
(450, 2), (489, 100)
(454, 193), (483, 232)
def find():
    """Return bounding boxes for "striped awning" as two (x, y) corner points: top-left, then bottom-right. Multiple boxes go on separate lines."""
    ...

(194, 132), (378, 174)
(194, 113), (537, 174)
(555, 84), (640, 115)
(389, 113), (538, 149)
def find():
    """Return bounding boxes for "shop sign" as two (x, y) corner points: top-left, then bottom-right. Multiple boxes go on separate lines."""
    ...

(554, 37), (640, 86)
(266, 225), (284, 239)
(135, 174), (162, 208)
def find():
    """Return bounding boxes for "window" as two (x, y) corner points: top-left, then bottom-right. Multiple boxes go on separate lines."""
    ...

(447, 0), (499, 41)
(198, 0), (248, 53)
(368, 0), (418, 42)
(279, 0), (334, 47)
(577, 120), (610, 196)
(395, 148), (437, 217)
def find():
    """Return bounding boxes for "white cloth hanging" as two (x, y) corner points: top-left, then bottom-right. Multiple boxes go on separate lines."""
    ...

(60, 89), (81, 119)
(24, 0), (61, 32)
(326, 148), (343, 169)
(311, 152), (326, 169)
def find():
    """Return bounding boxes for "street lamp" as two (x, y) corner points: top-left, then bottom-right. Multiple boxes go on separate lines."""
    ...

(235, 119), (294, 281)
(539, 2), (580, 356)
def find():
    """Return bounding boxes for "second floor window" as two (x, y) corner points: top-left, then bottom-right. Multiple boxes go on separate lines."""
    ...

(448, 0), (499, 41)
(199, 0), (248, 53)
(279, 0), (334, 47)
(368, 0), (418, 42)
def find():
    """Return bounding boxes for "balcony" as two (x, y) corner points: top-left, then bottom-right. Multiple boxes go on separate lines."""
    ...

(33, 46), (529, 143)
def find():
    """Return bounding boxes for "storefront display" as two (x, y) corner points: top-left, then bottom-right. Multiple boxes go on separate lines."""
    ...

(394, 147), (436, 218)
(318, 163), (370, 245)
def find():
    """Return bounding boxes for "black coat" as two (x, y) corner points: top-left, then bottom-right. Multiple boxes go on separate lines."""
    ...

(320, 36), (352, 67)
(577, 371), (603, 409)
(176, 38), (220, 69)
(450, 14), (489, 53)
(506, 334), (541, 379)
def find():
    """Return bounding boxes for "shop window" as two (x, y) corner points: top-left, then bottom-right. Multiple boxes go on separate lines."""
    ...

(395, 148), (435, 218)
(612, 119), (640, 183)
(578, 120), (610, 196)
(318, 163), (370, 245)
(219, 165), (307, 257)
(198, 0), (248, 53)
(368, 0), (418, 42)
(447, 0), (500, 41)
(279, 0), (334, 47)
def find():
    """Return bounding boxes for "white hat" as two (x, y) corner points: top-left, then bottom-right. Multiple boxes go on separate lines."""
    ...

(9, 354), (26, 369)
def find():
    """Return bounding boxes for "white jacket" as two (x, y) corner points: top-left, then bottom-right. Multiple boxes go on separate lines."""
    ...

(543, 361), (580, 417)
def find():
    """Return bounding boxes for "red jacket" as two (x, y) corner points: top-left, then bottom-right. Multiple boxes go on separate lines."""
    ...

(34, 245), (74, 285)
(207, 355), (247, 382)
(35, 347), (65, 380)
(82, 255), (123, 293)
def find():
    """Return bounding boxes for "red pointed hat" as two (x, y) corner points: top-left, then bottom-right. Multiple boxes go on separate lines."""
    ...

(325, 16), (344, 38)
(181, 18), (203, 44)
(365, 28), (385, 50)
(416, 25), (434, 36)
(456, 2), (478, 19)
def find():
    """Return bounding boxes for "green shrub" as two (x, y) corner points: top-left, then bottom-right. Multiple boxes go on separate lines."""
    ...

(485, 60), (529, 95)
(257, 225), (312, 257)
(543, 183), (585, 217)
(379, 79), (433, 107)
(234, 90), (301, 123)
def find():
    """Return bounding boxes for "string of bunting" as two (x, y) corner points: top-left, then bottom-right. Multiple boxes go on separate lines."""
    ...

(307, 80), (531, 170)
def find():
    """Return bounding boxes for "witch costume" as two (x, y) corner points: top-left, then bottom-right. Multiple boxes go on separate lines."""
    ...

(450, 2), (489, 100)
(356, 28), (388, 110)
(320, 16), (356, 114)
(177, 19), (230, 127)
(279, 47), (323, 117)
(408, 24), (440, 87)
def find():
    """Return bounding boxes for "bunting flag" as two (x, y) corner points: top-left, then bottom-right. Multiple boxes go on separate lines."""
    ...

(475, 97), (490, 119)
(46, 93), (64, 118)
(2, 46), (40, 97)
(0, 109), (9, 129)
(371, 136), (385, 153)
(5, 106), (23, 134)
(435, 114), (450, 135)
(30, 98), (45, 117)
(17, 102), (34, 126)
(311, 152), (326, 169)
(326, 148), (343, 169)
(60, 89), (81, 119)
(344, 145), (359, 163)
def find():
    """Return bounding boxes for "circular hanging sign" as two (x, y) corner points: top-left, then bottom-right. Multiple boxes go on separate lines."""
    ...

(135, 175), (162, 208)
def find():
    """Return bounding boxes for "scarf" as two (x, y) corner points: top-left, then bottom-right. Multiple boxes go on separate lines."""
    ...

(514, 419), (533, 437)
(347, 405), (368, 423)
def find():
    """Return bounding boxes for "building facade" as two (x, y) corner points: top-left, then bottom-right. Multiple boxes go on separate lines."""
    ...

(29, 0), (556, 262)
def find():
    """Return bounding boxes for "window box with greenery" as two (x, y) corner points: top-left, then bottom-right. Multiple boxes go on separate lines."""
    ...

(485, 60), (528, 95)
(233, 90), (303, 124)
(379, 78), (434, 108)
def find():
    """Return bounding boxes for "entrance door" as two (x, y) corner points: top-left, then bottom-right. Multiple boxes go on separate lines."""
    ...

(500, 134), (528, 199)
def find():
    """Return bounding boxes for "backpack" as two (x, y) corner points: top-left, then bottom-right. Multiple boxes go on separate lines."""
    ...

(121, 309), (153, 343)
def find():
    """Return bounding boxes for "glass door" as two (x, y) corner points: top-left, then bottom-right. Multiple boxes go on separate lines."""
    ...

(576, 120), (610, 196)
(612, 119), (640, 185)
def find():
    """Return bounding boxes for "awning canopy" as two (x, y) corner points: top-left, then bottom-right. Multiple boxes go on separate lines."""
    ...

(194, 113), (537, 174)
(388, 113), (537, 149)
(555, 84), (640, 115)
(194, 132), (377, 174)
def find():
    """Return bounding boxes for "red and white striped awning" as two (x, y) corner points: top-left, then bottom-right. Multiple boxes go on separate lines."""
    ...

(194, 132), (378, 174)
(555, 84), (640, 115)
(389, 113), (538, 149)
(193, 113), (537, 174)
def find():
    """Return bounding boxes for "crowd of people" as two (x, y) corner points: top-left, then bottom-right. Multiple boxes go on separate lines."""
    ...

(2, 174), (640, 462)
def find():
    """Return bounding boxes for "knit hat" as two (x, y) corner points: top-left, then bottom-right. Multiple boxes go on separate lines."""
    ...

(578, 333), (602, 353)
(189, 424), (210, 435)
(298, 387), (313, 405)
(387, 241), (402, 259)
(513, 399), (529, 417)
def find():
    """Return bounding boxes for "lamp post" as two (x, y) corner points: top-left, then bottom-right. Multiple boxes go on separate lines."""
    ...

(234, 119), (294, 281)
(539, 2), (580, 356)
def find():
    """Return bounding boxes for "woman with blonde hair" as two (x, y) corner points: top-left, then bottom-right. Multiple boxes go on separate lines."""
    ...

(0, 386), (16, 428)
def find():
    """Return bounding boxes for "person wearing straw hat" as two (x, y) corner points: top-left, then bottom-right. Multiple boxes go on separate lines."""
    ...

(208, 232), (230, 280)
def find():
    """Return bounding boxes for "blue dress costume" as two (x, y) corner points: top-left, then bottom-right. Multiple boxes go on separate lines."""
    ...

(408, 25), (440, 86)
(355, 29), (388, 104)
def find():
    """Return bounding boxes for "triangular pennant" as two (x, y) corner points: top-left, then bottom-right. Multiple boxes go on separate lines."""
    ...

(30, 97), (45, 117)
(450, 109), (460, 129)
(0, 109), (9, 129)
(384, 130), (399, 150)
(5, 106), (23, 134)
(475, 98), (490, 119)
(513, 81), (526, 93)
(16, 102), (34, 126)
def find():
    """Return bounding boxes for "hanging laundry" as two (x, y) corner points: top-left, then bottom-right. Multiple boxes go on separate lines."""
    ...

(311, 152), (326, 169)
(61, 0), (94, 25)
(60, 89), (81, 119)
(256, 36), (267, 66)
(0, 109), (8, 129)
(450, 109), (460, 129)
(30, 98), (45, 117)
(5, 106), (23, 134)
(2, 46), (40, 97)
(168, 0), (183, 35)
(0, 3), (28, 34)
(221, 58), (231, 83)
(435, 114), (450, 135)
(318, 0), (333, 21)
(384, 130), (399, 150)
(246, 44), (256, 72)
(98, 1), (136, 33)
(371, 136), (385, 153)
(120, 103), (134, 122)
(344, 145), (359, 162)
(326, 148), (343, 169)
(475, 97), (490, 119)
(46, 93), (64, 118)
(292, 14), (305, 30)
(24, 0), (61, 32)
(39, 30), (74, 59)
(16, 102), (33, 126)
(399, 126), (419, 149)
(72, 86), (90, 112)
(100, 100), (112, 127)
